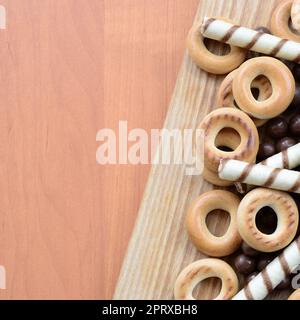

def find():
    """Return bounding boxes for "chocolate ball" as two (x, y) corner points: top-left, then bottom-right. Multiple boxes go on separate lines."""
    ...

(257, 141), (276, 161)
(290, 114), (300, 136)
(257, 255), (273, 271)
(282, 101), (300, 119)
(241, 242), (260, 257)
(277, 277), (291, 290)
(291, 85), (300, 107)
(282, 60), (296, 71)
(234, 254), (256, 275)
(293, 64), (300, 82)
(255, 26), (271, 34)
(266, 117), (288, 139)
(245, 272), (259, 284)
(276, 137), (297, 152)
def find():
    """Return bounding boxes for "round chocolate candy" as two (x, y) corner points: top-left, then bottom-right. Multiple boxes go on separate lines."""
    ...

(276, 137), (297, 152)
(277, 277), (291, 290)
(245, 272), (259, 284)
(291, 85), (300, 107)
(282, 60), (296, 71)
(257, 255), (273, 271)
(234, 254), (256, 275)
(293, 64), (300, 83)
(241, 242), (260, 257)
(266, 117), (288, 139)
(257, 141), (276, 161)
(290, 114), (300, 136)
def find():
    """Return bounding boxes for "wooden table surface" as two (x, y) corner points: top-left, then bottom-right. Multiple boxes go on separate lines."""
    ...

(0, 0), (198, 299)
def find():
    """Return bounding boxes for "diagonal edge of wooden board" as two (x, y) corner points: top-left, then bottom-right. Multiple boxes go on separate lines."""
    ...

(114, 0), (282, 300)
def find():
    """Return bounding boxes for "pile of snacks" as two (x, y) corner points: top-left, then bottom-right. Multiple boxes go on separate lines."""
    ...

(174, 0), (300, 300)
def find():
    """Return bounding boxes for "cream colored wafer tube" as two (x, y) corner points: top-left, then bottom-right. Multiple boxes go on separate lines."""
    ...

(201, 18), (300, 63)
(236, 143), (300, 193)
(233, 237), (300, 300)
(218, 159), (300, 193)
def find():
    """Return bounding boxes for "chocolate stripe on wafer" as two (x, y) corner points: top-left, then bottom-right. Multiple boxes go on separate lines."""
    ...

(244, 32), (264, 50)
(202, 17), (216, 34)
(282, 150), (289, 169)
(279, 255), (291, 278)
(261, 269), (273, 293)
(221, 25), (240, 43)
(270, 39), (288, 57)
(239, 163), (254, 182)
(289, 176), (300, 193)
(264, 168), (281, 187)
(244, 286), (254, 300)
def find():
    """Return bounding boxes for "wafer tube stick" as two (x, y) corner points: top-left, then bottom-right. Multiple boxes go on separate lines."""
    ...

(218, 159), (300, 193)
(236, 143), (300, 193)
(201, 18), (300, 63)
(233, 237), (300, 300)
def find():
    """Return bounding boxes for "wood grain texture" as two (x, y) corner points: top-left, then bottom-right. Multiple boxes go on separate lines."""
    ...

(114, 0), (287, 300)
(0, 0), (198, 299)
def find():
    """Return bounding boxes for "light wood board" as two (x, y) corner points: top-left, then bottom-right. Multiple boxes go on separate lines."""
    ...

(114, 0), (286, 300)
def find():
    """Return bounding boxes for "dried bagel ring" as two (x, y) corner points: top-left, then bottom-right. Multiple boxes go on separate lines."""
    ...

(232, 57), (295, 120)
(186, 190), (241, 257)
(291, 0), (300, 32)
(216, 69), (272, 127)
(203, 128), (241, 186)
(199, 107), (259, 172)
(174, 259), (238, 300)
(237, 188), (299, 253)
(271, 0), (300, 42)
(187, 18), (246, 74)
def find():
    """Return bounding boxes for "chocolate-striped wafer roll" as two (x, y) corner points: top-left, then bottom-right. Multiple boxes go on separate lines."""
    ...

(233, 237), (300, 300)
(201, 18), (300, 63)
(236, 143), (300, 193)
(218, 159), (300, 194)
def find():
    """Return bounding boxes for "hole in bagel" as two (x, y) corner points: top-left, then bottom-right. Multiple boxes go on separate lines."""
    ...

(250, 76), (272, 101)
(251, 88), (260, 100)
(255, 207), (278, 235)
(206, 209), (231, 237)
(192, 277), (222, 300)
(203, 38), (231, 56)
(214, 128), (241, 152)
